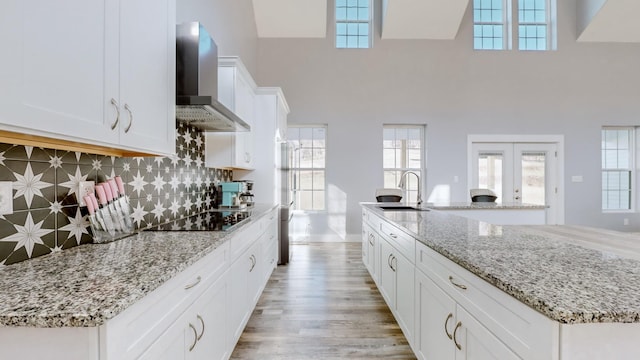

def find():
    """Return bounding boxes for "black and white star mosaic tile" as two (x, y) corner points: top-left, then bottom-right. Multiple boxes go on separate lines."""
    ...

(0, 122), (231, 265)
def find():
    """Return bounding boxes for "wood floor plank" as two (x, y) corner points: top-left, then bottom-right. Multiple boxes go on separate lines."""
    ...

(230, 242), (416, 360)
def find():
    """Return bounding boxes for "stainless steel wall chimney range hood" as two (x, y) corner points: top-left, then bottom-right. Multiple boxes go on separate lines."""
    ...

(176, 22), (250, 132)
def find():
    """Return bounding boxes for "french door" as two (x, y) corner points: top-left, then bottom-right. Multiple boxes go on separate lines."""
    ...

(471, 142), (559, 224)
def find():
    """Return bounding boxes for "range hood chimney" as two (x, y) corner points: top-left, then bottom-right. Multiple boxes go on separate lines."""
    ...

(176, 22), (250, 132)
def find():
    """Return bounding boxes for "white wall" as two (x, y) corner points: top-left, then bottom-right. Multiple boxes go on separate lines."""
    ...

(255, 0), (640, 237)
(177, 0), (259, 75)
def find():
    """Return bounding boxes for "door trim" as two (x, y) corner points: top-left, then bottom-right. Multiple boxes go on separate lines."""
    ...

(467, 135), (565, 225)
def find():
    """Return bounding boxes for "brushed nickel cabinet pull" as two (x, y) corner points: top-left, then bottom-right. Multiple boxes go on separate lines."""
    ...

(444, 313), (453, 340)
(124, 103), (133, 133)
(188, 323), (198, 351)
(110, 98), (120, 130)
(249, 255), (256, 272)
(389, 233), (398, 239)
(184, 276), (202, 290)
(449, 276), (468, 290)
(196, 314), (205, 340)
(388, 253), (393, 269)
(453, 321), (462, 350)
(391, 256), (397, 272)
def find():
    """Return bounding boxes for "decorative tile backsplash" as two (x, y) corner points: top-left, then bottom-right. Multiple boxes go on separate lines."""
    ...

(0, 122), (231, 266)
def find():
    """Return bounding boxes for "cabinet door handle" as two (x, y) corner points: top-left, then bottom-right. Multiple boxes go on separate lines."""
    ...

(391, 256), (397, 272)
(124, 103), (133, 133)
(110, 98), (120, 130)
(453, 321), (462, 350)
(389, 233), (398, 239)
(444, 313), (453, 339)
(188, 323), (198, 351)
(387, 253), (393, 269)
(249, 255), (256, 272)
(184, 276), (202, 290)
(196, 314), (205, 340)
(448, 276), (467, 290)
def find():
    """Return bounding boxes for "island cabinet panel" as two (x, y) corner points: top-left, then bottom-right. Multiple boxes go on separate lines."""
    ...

(0, 327), (100, 360)
(559, 322), (640, 360)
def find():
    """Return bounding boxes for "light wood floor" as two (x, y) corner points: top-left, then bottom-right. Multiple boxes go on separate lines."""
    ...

(230, 242), (416, 360)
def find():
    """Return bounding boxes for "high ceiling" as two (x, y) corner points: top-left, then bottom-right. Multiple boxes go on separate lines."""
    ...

(252, 0), (640, 43)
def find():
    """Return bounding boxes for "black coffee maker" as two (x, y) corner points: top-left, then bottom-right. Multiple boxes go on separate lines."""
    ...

(234, 180), (255, 207)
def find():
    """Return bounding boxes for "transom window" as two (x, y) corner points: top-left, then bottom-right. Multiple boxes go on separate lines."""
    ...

(473, 0), (554, 51)
(602, 127), (635, 211)
(288, 126), (327, 211)
(473, 0), (506, 50)
(336, 0), (371, 49)
(518, 0), (548, 50)
(383, 125), (425, 204)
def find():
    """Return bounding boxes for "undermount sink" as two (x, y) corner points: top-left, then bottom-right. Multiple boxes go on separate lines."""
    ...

(377, 206), (429, 211)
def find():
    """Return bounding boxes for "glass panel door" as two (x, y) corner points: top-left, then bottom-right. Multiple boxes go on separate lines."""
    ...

(471, 143), (513, 203)
(471, 142), (558, 224)
(478, 152), (504, 202)
(517, 151), (546, 205)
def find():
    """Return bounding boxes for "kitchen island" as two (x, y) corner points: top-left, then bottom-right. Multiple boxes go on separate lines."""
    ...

(361, 203), (640, 359)
(0, 204), (279, 359)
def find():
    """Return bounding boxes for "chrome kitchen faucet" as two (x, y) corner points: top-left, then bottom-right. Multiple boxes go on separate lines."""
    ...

(398, 171), (422, 206)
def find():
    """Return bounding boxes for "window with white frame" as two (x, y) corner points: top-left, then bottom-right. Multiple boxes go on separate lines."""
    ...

(473, 0), (506, 50)
(336, 0), (371, 49)
(288, 126), (327, 211)
(383, 125), (425, 204)
(473, 0), (554, 51)
(602, 127), (634, 211)
(518, 0), (549, 50)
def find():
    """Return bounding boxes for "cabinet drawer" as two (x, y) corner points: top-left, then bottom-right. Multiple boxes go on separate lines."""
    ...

(416, 242), (557, 359)
(379, 221), (415, 262)
(229, 220), (262, 259)
(362, 208), (382, 231)
(106, 241), (230, 359)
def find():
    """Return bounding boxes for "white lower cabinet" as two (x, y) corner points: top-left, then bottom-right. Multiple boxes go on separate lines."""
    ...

(414, 269), (518, 360)
(378, 236), (414, 345)
(139, 276), (228, 360)
(361, 222), (379, 284)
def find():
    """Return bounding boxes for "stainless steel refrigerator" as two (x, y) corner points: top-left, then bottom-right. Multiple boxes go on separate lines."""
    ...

(277, 141), (296, 265)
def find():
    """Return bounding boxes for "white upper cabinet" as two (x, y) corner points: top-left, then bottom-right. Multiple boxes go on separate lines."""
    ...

(0, 0), (175, 156)
(118, 0), (176, 155)
(205, 57), (257, 170)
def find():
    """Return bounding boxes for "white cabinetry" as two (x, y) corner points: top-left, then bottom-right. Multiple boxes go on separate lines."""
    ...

(414, 269), (519, 360)
(361, 208), (559, 360)
(378, 235), (414, 346)
(206, 57), (257, 170)
(0, 0), (175, 156)
(414, 241), (557, 360)
(251, 88), (290, 205)
(362, 223), (379, 282)
(0, 208), (279, 360)
(139, 276), (228, 360)
(228, 208), (279, 349)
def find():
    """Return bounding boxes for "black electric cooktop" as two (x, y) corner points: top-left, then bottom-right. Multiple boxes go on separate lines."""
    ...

(149, 209), (253, 231)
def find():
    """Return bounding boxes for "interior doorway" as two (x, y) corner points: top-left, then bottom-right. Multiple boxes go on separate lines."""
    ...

(468, 135), (564, 225)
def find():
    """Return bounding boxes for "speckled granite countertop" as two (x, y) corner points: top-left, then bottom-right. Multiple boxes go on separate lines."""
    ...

(363, 204), (640, 324)
(426, 202), (546, 210)
(0, 204), (277, 328)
